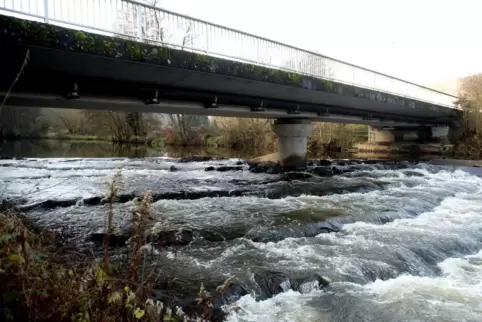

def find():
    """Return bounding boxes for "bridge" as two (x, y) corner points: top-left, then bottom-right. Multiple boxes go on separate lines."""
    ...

(0, 0), (459, 165)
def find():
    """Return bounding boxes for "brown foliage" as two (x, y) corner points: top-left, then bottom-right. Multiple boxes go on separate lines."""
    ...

(0, 174), (213, 321)
(458, 74), (482, 136)
(308, 122), (368, 151)
(454, 74), (482, 158)
(210, 117), (276, 149)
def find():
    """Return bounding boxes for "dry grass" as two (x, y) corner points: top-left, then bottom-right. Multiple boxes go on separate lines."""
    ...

(308, 122), (367, 151)
(210, 117), (276, 149)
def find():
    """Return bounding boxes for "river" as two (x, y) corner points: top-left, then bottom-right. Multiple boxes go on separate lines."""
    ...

(1, 140), (481, 321)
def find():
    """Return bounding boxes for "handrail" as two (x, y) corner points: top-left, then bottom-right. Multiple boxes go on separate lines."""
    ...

(0, 0), (458, 107)
(122, 0), (457, 98)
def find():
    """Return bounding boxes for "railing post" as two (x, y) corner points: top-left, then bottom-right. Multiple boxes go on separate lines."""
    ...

(43, 0), (49, 23)
(206, 25), (210, 54)
(137, 4), (143, 41)
(256, 40), (260, 64)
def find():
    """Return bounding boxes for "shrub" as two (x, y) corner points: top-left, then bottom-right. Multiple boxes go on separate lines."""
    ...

(308, 123), (368, 151)
(210, 117), (276, 149)
(0, 174), (213, 321)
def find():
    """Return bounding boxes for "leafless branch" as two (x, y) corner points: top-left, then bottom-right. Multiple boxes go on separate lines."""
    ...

(0, 49), (30, 115)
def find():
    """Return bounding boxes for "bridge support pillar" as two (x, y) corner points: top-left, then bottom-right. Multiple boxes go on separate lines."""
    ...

(272, 119), (313, 167)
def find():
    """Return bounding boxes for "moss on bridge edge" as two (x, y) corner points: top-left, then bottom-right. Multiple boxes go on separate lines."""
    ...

(0, 14), (440, 111)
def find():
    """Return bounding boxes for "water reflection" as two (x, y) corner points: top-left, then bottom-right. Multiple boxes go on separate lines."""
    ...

(0, 140), (269, 159)
(0, 139), (415, 160)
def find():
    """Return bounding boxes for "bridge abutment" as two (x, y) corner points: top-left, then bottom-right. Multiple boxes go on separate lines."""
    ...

(363, 125), (454, 154)
(431, 125), (450, 142)
(368, 125), (450, 144)
(272, 119), (313, 167)
(368, 126), (418, 143)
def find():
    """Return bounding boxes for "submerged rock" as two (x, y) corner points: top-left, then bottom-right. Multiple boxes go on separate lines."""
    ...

(249, 162), (282, 174)
(204, 166), (215, 171)
(254, 271), (289, 299)
(20, 199), (78, 211)
(282, 172), (313, 181)
(216, 166), (243, 172)
(179, 155), (212, 163)
(87, 232), (130, 247)
(310, 167), (333, 177)
(148, 228), (231, 247)
(332, 167), (343, 175)
(267, 163), (282, 174)
(361, 159), (383, 164)
(281, 155), (307, 170)
(169, 165), (179, 172)
(319, 159), (332, 166)
(254, 270), (330, 300)
(402, 170), (425, 177)
(150, 229), (194, 246)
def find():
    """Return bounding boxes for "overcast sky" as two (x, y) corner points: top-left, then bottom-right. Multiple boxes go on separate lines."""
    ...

(159, 0), (482, 85)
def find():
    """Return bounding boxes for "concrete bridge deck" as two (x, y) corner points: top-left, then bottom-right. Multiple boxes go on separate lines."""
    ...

(0, 5), (458, 127)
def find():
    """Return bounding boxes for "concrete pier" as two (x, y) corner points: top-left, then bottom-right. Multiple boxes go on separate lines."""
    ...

(272, 119), (313, 167)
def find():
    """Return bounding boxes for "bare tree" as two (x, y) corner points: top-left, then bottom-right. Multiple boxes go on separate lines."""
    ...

(140, 0), (168, 43)
(0, 107), (46, 138)
(167, 114), (208, 144)
(115, 0), (171, 44)
(283, 52), (332, 79)
(181, 23), (200, 50)
(458, 74), (482, 136)
(56, 110), (86, 134)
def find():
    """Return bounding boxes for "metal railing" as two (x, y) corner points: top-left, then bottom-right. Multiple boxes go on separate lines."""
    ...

(1, 0), (458, 108)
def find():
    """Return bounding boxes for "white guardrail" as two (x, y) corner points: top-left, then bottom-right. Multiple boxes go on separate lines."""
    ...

(1, 0), (458, 108)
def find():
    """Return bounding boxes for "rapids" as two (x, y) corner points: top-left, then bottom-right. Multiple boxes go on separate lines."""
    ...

(1, 157), (481, 321)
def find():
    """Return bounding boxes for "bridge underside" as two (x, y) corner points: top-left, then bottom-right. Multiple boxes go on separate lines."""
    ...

(0, 43), (457, 127)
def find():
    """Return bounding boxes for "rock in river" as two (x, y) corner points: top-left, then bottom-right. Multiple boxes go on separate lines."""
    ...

(254, 270), (330, 300)
(179, 155), (212, 163)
